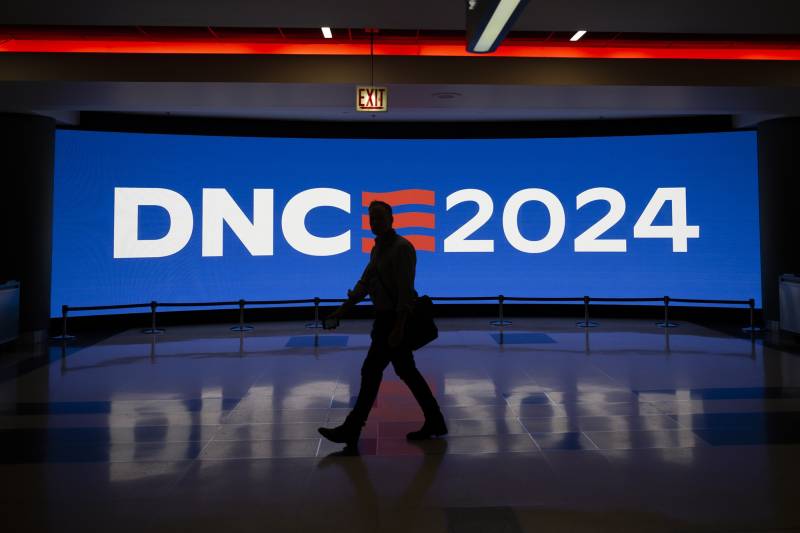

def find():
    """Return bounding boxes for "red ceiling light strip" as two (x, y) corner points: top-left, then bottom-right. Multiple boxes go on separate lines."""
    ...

(2, 38), (800, 60)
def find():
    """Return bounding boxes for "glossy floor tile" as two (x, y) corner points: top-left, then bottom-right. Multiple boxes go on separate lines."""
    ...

(1, 317), (800, 531)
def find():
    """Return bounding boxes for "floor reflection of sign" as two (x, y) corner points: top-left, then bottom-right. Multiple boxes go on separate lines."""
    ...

(356, 86), (388, 112)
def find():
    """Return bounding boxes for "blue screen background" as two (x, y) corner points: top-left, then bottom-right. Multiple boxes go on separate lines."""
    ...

(52, 130), (760, 316)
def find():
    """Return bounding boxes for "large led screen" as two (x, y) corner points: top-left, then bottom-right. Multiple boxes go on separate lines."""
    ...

(52, 130), (760, 316)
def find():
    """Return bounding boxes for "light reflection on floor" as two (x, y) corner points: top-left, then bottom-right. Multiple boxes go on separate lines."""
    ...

(1, 317), (799, 532)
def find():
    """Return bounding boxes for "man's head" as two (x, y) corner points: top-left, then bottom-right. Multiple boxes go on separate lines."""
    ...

(368, 200), (393, 236)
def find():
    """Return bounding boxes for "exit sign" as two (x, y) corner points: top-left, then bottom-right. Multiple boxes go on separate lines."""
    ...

(356, 86), (388, 112)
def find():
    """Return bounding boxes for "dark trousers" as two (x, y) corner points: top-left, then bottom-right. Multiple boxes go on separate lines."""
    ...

(346, 313), (442, 427)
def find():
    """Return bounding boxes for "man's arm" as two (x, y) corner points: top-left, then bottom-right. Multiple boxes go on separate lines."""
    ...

(328, 260), (372, 320)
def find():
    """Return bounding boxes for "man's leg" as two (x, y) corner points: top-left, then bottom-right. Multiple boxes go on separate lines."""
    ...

(391, 353), (442, 420)
(392, 353), (447, 439)
(345, 335), (392, 427)
(319, 318), (392, 446)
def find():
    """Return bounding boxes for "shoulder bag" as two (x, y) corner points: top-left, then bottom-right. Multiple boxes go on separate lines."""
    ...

(374, 269), (438, 350)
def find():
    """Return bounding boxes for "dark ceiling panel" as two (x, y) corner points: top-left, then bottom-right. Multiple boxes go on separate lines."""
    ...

(1, 1), (800, 35)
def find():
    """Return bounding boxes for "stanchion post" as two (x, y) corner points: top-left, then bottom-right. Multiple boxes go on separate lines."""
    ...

(584, 296), (588, 324)
(51, 304), (76, 341)
(489, 294), (512, 327)
(576, 296), (598, 328)
(656, 295), (678, 328)
(664, 326), (671, 353)
(230, 299), (254, 332)
(584, 326), (590, 354)
(742, 298), (761, 336)
(149, 334), (156, 363)
(312, 300), (320, 349)
(306, 297), (323, 329)
(499, 295), (504, 325)
(60, 341), (68, 374)
(142, 300), (165, 334)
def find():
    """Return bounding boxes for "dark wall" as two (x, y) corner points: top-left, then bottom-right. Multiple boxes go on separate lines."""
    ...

(757, 117), (800, 323)
(75, 112), (736, 139)
(0, 114), (55, 339)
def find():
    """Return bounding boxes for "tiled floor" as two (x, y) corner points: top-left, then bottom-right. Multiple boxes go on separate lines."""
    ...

(1, 317), (800, 532)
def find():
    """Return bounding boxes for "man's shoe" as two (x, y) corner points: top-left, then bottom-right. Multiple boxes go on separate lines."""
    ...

(406, 416), (448, 441)
(318, 424), (361, 447)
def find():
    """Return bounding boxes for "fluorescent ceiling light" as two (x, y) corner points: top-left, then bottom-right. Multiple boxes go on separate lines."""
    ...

(467, 0), (529, 54)
(473, 0), (521, 52)
(321, 27), (333, 39)
(570, 30), (588, 42)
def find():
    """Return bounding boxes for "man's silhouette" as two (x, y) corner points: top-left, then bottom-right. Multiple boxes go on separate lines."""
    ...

(318, 200), (447, 447)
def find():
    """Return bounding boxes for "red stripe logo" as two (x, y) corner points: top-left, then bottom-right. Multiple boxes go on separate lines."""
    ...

(361, 189), (436, 253)
(361, 212), (435, 230)
(361, 189), (435, 207)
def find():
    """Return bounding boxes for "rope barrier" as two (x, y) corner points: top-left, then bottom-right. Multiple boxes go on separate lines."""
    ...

(51, 294), (760, 342)
(587, 297), (664, 303)
(670, 298), (752, 305)
(431, 296), (498, 302)
(67, 303), (151, 312)
(504, 297), (585, 302)
(247, 298), (317, 306)
(158, 301), (241, 308)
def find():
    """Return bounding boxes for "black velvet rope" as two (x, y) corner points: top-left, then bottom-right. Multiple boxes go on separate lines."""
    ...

(63, 294), (754, 314)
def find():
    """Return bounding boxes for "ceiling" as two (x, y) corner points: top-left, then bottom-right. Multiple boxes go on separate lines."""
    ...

(3, 1), (800, 34)
(2, 1), (800, 126)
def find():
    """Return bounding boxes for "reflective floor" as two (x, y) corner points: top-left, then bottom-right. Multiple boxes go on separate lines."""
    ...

(2, 317), (800, 532)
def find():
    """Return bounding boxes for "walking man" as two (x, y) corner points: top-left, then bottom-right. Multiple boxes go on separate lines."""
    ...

(318, 200), (447, 448)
